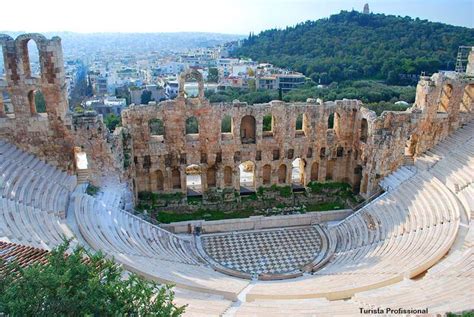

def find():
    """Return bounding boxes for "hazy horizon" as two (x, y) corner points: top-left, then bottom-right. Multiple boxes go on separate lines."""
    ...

(0, 0), (472, 36)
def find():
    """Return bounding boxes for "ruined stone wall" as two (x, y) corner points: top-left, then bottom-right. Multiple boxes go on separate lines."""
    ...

(0, 34), (74, 169)
(0, 33), (123, 184)
(123, 70), (473, 199)
(122, 70), (371, 199)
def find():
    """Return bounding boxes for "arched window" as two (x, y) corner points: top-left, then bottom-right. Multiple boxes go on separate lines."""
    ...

(149, 118), (164, 136)
(186, 116), (199, 134)
(1, 90), (13, 116)
(172, 168), (181, 189)
(262, 114), (273, 132)
(336, 146), (344, 157)
(327, 113), (334, 129)
(360, 119), (368, 142)
(310, 162), (319, 181)
(438, 84), (453, 113)
(240, 115), (256, 144)
(296, 113), (303, 130)
(28, 90), (47, 115)
(224, 166), (233, 187)
(24, 39), (41, 78)
(221, 115), (232, 133)
(278, 164), (287, 184)
(207, 166), (217, 188)
(262, 164), (271, 185)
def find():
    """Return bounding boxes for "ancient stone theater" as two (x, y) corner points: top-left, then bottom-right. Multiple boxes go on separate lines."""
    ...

(1, 33), (473, 315)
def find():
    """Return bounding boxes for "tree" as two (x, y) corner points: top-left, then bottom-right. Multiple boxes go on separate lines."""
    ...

(233, 11), (474, 83)
(105, 113), (121, 132)
(0, 240), (186, 316)
(207, 67), (219, 83)
(141, 90), (153, 104)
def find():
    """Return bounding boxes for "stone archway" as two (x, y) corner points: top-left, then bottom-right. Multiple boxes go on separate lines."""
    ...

(262, 164), (271, 185)
(310, 162), (319, 181)
(240, 115), (256, 144)
(239, 161), (255, 193)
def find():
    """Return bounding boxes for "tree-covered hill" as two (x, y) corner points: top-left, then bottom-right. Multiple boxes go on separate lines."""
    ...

(233, 11), (474, 84)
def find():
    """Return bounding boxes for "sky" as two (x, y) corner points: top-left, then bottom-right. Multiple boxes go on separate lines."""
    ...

(0, 0), (472, 34)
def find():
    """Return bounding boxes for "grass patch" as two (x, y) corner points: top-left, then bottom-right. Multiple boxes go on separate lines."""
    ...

(156, 208), (255, 223)
(187, 196), (203, 205)
(306, 201), (345, 212)
(86, 184), (100, 196)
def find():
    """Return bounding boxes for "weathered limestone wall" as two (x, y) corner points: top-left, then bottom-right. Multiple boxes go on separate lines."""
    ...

(0, 33), (74, 169)
(122, 70), (368, 198)
(123, 69), (473, 199)
(0, 33), (123, 184)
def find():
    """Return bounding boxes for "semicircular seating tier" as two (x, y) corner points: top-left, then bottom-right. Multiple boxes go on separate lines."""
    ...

(0, 140), (77, 216)
(73, 193), (250, 300)
(0, 140), (77, 250)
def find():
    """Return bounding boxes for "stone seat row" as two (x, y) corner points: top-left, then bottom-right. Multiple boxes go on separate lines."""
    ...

(351, 225), (473, 315)
(0, 141), (76, 191)
(244, 170), (461, 301)
(171, 288), (232, 317)
(379, 166), (416, 191)
(234, 248), (472, 317)
(74, 193), (202, 265)
(0, 163), (70, 215)
(73, 192), (250, 300)
(0, 197), (76, 250)
(414, 122), (474, 171)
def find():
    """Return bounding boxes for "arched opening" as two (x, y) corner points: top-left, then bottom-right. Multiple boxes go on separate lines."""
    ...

(27, 90), (46, 115)
(156, 170), (164, 191)
(278, 164), (287, 184)
(296, 113), (303, 130)
(327, 113), (334, 129)
(0, 90), (12, 117)
(438, 84), (453, 113)
(326, 160), (335, 181)
(23, 39), (41, 78)
(262, 164), (271, 185)
(295, 113), (306, 136)
(186, 164), (202, 195)
(336, 146), (344, 157)
(291, 158), (305, 189)
(171, 168), (181, 189)
(240, 115), (256, 144)
(221, 115), (232, 133)
(262, 114), (274, 137)
(239, 161), (255, 194)
(207, 166), (217, 188)
(310, 162), (319, 181)
(224, 166), (233, 187)
(460, 84), (473, 113)
(360, 119), (368, 142)
(186, 116), (199, 134)
(149, 118), (164, 136)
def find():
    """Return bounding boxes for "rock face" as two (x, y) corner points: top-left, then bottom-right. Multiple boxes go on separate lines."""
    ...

(1, 34), (473, 201)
